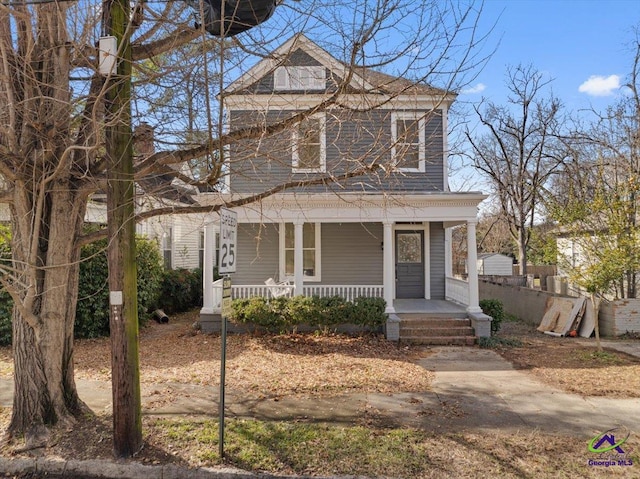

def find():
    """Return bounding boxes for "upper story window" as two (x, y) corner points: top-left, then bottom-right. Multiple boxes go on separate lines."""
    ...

(274, 66), (325, 91)
(292, 114), (326, 173)
(391, 112), (426, 172)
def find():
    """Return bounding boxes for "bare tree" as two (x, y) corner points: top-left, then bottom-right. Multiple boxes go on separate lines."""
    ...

(466, 64), (567, 275)
(0, 0), (492, 448)
(476, 208), (515, 257)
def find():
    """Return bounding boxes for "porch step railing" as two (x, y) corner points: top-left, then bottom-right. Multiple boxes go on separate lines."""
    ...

(445, 276), (469, 307)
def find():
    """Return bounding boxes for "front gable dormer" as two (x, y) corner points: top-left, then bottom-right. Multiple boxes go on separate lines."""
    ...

(224, 34), (376, 98)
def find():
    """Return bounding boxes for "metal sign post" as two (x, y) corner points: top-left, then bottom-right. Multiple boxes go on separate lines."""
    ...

(218, 208), (236, 458)
(219, 276), (231, 458)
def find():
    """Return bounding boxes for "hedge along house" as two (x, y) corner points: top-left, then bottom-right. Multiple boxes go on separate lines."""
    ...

(198, 34), (490, 341)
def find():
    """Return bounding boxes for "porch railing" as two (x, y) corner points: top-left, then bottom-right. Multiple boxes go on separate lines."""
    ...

(445, 276), (469, 306)
(212, 282), (383, 310)
(302, 285), (383, 300)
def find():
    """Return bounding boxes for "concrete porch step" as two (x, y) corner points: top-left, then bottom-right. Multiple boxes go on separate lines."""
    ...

(399, 311), (468, 320)
(397, 316), (476, 345)
(400, 326), (475, 337)
(400, 335), (477, 346)
(398, 317), (472, 329)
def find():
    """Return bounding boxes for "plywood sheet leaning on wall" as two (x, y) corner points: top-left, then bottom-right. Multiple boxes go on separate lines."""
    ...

(537, 297), (586, 337)
(578, 298), (596, 338)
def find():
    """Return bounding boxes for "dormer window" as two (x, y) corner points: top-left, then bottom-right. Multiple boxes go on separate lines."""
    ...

(274, 66), (325, 90)
(292, 113), (326, 172)
(391, 112), (426, 172)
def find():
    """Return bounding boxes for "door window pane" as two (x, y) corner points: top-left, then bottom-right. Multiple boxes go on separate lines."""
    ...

(397, 233), (422, 263)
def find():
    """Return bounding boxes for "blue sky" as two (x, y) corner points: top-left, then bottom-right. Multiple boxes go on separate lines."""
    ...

(461, 0), (640, 113)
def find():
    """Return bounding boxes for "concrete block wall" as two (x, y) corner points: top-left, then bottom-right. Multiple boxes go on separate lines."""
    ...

(479, 280), (564, 327)
(600, 300), (640, 336)
(480, 279), (640, 336)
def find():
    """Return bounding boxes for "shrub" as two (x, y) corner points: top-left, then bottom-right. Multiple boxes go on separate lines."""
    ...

(136, 237), (166, 317)
(0, 227), (11, 346)
(240, 296), (286, 331)
(230, 295), (387, 333)
(75, 236), (164, 338)
(307, 296), (350, 328)
(0, 235), (164, 343)
(156, 268), (203, 314)
(350, 297), (387, 327)
(75, 239), (111, 338)
(189, 268), (204, 307)
(479, 298), (505, 336)
(0, 288), (12, 346)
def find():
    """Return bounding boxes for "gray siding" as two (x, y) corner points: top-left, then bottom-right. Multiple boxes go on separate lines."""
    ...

(233, 224), (280, 284)
(229, 109), (444, 194)
(319, 223), (383, 284)
(429, 222), (445, 299)
(232, 222), (383, 285)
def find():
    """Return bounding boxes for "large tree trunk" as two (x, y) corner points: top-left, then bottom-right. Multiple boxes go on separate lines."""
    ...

(9, 185), (88, 442)
(517, 227), (528, 276)
(4, 1), (89, 441)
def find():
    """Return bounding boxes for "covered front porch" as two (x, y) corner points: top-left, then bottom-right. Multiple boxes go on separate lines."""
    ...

(199, 192), (490, 338)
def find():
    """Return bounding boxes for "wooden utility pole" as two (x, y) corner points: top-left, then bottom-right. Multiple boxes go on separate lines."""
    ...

(103, 0), (143, 457)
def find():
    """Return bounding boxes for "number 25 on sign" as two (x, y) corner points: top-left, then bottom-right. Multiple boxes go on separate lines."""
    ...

(219, 208), (237, 274)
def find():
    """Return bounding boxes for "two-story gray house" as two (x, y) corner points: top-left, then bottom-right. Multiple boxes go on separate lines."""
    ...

(199, 34), (490, 341)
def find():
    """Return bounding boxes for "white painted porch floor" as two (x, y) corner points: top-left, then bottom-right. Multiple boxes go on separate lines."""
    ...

(392, 299), (467, 315)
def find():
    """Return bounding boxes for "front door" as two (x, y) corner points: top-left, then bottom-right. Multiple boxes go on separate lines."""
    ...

(395, 231), (425, 299)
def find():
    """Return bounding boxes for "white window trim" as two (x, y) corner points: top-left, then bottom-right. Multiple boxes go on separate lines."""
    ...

(391, 112), (426, 172)
(162, 226), (173, 269)
(274, 66), (325, 90)
(292, 113), (326, 173)
(279, 222), (322, 282)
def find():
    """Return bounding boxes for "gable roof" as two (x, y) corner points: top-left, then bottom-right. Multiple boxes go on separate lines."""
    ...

(224, 33), (453, 99)
(478, 253), (512, 261)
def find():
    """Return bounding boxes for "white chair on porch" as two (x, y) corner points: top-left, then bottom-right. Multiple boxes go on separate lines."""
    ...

(265, 277), (294, 298)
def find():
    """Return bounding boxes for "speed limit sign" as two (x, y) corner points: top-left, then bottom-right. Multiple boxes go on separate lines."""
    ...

(218, 208), (237, 274)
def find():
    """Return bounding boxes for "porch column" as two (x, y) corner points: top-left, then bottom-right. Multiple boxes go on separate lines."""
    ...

(444, 227), (453, 277)
(466, 220), (482, 313)
(383, 221), (395, 313)
(293, 220), (304, 295)
(200, 222), (216, 314)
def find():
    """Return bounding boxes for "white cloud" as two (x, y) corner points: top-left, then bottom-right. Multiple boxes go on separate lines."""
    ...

(461, 83), (486, 94)
(578, 75), (621, 97)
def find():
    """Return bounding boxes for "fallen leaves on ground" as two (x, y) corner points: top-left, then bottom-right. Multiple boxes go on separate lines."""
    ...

(69, 311), (434, 398)
(496, 320), (640, 397)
